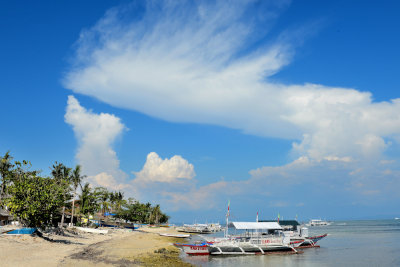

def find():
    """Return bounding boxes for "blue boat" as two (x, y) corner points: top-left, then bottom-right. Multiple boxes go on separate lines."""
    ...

(6, 228), (37, 235)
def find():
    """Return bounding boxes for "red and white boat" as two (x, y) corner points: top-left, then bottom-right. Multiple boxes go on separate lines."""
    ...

(174, 242), (212, 255)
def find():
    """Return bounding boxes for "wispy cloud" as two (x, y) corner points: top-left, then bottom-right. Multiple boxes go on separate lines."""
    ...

(64, 1), (400, 162)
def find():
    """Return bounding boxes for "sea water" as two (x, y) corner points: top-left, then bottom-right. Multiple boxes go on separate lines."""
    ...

(182, 219), (400, 267)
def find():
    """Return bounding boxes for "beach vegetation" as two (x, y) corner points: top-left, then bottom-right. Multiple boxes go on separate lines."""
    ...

(4, 170), (64, 228)
(115, 200), (170, 224)
(1, 151), (170, 229)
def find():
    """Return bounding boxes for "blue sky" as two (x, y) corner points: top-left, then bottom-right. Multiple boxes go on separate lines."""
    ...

(1, 0), (400, 223)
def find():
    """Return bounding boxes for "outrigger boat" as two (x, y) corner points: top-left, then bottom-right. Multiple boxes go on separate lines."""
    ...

(174, 241), (213, 255)
(175, 222), (297, 255)
(174, 204), (298, 256)
(290, 233), (328, 248)
(260, 220), (328, 248)
(208, 222), (295, 255)
(176, 223), (222, 234)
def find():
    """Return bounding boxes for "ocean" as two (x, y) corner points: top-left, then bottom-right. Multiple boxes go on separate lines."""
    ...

(181, 219), (400, 267)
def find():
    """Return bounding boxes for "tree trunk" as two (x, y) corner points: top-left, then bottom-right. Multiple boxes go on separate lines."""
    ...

(60, 206), (65, 228)
(70, 191), (76, 226)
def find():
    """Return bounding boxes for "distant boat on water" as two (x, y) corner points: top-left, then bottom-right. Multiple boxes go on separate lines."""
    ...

(307, 219), (330, 226)
(395, 217), (400, 220)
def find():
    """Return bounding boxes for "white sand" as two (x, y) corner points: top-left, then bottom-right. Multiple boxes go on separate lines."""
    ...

(0, 227), (188, 267)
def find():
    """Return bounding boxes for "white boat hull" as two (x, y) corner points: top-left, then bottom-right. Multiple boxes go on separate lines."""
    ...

(159, 233), (190, 238)
(75, 227), (109, 234)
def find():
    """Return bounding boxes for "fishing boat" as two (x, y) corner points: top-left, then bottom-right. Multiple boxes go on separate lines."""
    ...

(176, 223), (220, 234)
(174, 242), (213, 255)
(208, 222), (296, 255)
(75, 227), (109, 234)
(159, 233), (191, 238)
(260, 220), (327, 248)
(99, 221), (138, 230)
(308, 219), (330, 226)
(290, 233), (328, 248)
(6, 228), (37, 235)
(175, 221), (295, 256)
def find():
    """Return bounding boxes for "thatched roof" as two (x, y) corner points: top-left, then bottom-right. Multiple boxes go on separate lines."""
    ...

(0, 208), (12, 217)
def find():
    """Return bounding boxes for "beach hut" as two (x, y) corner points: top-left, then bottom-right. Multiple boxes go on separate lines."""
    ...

(0, 208), (13, 226)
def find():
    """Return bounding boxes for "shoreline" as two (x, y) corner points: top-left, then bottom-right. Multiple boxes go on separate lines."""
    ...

(0, 226), (193, 266)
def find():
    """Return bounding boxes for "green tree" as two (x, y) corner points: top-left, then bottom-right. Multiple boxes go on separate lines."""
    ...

(70, 165), (85, 226)
(159, 212), (170, 224)
(115, 200), (168, 224)
(5, 173), (64, 228)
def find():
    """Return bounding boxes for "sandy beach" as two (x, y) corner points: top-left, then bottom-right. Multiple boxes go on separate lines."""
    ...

(0, 227), (192, 267)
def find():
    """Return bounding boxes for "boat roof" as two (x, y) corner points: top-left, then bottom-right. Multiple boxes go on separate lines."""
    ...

(259, 220), (300, 226)
(232, 222), (282, 230)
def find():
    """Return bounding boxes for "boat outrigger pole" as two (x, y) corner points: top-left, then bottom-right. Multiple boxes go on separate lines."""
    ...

(225, 200), (230, 238)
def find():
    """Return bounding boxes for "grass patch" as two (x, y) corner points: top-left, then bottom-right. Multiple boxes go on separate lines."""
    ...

(136, 247), (193, 267)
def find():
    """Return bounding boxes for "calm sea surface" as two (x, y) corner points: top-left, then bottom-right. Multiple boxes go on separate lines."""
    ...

(181, 219), (400, 267)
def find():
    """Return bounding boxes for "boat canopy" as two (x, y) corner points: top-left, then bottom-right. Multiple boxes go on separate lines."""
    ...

(260, 220), (300, 226)
(232, 222), (282, 230)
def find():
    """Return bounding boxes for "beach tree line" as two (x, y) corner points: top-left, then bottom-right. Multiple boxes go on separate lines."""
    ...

(0, 152), (169, 228)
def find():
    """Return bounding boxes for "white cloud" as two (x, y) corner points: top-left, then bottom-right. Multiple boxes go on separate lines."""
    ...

(63, 1), (400, 162)
(269, 201), (289, 207)
(134, 152), (195, 183)
(61, 2), (400, 216)
(64, 95), (129, 190)
(161, 181), (231, 210)
(91, 172), (129, 190)
(155, 156), (400, 212)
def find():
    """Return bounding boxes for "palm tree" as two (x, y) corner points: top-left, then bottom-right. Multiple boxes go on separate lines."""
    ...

(109, 191), (117, 211)
(151, 204), (162, 225)
(70, 165), (85, 226)
(94, 187), (110, 215)
(51, 162), (72, 228)
(80, 183), (96, 222)
(115, 191), (125, 211)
